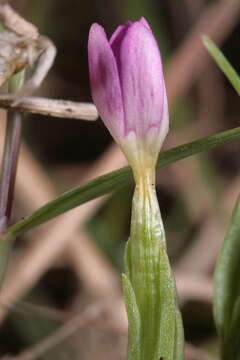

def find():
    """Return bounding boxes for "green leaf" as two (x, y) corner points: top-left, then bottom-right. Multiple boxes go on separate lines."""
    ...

(214, 195), (240, 359)
(203, 36), (240, 95)
(156, 247), (182, 360)
(124, 238), (132, 280)
(5, 126), (240, 239)
(174, 310), (185, 360)
(0, 233), (14, 287)
(228, 297), (240, 359)
(122, 274), (141, 360)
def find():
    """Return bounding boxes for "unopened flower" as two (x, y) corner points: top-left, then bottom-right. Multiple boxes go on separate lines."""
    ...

(88, 18), (169, 176)
(88, 19), (184, 360)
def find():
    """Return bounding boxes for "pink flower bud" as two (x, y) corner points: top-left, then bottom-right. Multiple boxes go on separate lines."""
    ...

(88, 18), (169, 171)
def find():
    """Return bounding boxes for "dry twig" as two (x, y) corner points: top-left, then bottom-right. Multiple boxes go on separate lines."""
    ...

(0, 96), (98, 120)
(0, 3), (38, 38)
(0, 4), (56, 101)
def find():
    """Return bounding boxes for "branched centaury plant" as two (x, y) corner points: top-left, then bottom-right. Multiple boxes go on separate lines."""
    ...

(88, 18), (184, 360)
(0, 11), (240, 359)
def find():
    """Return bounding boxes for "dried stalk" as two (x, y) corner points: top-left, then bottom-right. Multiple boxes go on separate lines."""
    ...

(0, 3), (38, 38)
(0, 96), (98, 121)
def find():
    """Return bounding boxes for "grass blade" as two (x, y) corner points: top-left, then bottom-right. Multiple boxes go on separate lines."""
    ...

(214, 195), (240, 359)
(203, 36), (240, 95)
(6, 126), (240, 239)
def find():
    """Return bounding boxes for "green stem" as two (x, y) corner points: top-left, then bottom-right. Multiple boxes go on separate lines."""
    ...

(124, 169), (184, 360)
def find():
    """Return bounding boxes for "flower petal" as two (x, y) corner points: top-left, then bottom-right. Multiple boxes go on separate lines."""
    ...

(139, 17), (151, 30)
(109, 22), (132, 47)
(109, 22), (131, 92)
(111, 21), (167, 140)
(88, 23), (124, 140)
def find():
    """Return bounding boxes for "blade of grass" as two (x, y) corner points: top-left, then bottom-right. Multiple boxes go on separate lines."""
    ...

(5, 126), (240, 239)
(214, 195), (240, 359)
(203, 36), (240, 95)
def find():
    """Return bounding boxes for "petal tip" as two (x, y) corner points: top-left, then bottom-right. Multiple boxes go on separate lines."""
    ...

(139, 17), (151, 30)
(89, 23), (106, 39)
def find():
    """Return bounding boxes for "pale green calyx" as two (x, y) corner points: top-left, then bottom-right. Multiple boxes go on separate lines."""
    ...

(123, 168), (184, 360)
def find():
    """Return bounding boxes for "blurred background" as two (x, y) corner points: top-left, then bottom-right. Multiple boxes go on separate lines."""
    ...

(0, 0), (239, 359)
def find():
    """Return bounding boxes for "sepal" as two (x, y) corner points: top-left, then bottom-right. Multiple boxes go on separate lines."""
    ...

(122, 273), (141, 360)
(125, 178), (184, 360)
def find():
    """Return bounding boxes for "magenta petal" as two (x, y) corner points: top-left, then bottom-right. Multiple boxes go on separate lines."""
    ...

(109, 24), (129, 74)
(115, 21), (166, 138)
(109, 25), (126, 46)
(88, 23), (124, 139)
(109, 23), (131, 78)
(139, 17), (151, 30)
(109, 22), (131, 46)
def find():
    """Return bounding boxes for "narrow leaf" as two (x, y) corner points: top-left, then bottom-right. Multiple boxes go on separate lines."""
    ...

(157, 247), (184, 360)
(203, 36), (240, 95)
(228, 297), (240, 359)
(5, 126), (240, 239)
(214, 195), (240, 359)
(174, 310), (185, 360)
(0, 233), (14, 287)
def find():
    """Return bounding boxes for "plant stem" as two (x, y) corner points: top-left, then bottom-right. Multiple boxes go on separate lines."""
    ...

(0, 72), (25, 285)
(0, 111), (22, 223)
(0, 72), (25, 230)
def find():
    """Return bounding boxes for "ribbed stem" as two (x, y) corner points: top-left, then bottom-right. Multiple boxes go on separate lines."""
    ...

(0, 72), (25, 230)
(124, 168), (184, 360)
(0, 111), (22, 223)
(0, 72), (25, 287)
